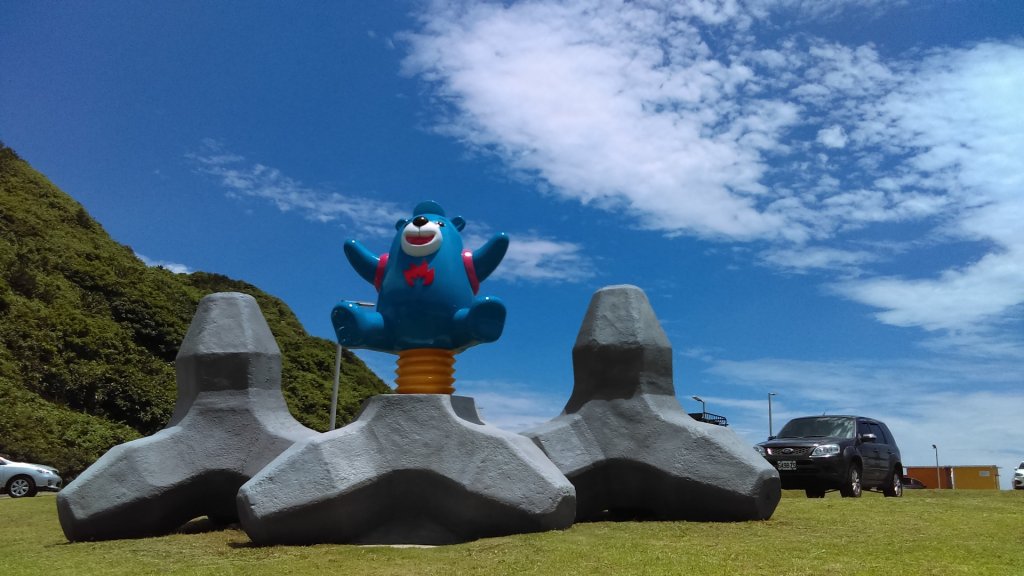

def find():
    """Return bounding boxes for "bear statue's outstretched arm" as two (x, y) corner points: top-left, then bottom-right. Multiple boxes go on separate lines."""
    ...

(471, 232), (509, 283)
(343, 239), (380, 286)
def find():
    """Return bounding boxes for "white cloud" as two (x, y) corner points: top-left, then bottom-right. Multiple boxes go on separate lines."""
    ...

(919, 330), (1024, 360)
(761, 245), (875, 273)
(835, 248), (1024, 332)
(136, 252), (191, 274)
(830, 42), (1024, 332)
(745, 0), (902, 21)
(189, 140), (404, 237)
(405, 3), (1024, 341)
(194, 141), (596, 285)
(403, 0), (793, 241)
(792, 42), (895, 104)
(466, 232), (596, 284)
(400, 2), (984, 245)
(456, 379), (567, 431)
(816, 125), (848, 148)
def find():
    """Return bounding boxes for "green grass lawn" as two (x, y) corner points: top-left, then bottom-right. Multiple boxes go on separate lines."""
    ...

(2, 490), (1021, 575)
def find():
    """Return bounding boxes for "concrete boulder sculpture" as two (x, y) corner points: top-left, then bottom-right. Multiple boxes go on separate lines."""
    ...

(523, 285), (781, 522)
(57, 292), (317, 541)
(234, 200), (573, 546)
(236, 393), (576, 545)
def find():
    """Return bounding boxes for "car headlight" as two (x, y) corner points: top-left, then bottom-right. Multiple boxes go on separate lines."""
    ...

(811, 444), (840, 457)
(754, 445), (767, 457)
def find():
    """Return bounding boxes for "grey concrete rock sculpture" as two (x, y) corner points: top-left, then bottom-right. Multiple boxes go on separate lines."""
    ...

(237, 393), (576, 545)
(57, 292), (317, 541)
(523, 285), (781, 522)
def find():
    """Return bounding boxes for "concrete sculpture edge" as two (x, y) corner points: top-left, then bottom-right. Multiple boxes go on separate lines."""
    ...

(57, 292), (316, 541)
(523, 284), (781, 522)
(236, 393), (576, 545)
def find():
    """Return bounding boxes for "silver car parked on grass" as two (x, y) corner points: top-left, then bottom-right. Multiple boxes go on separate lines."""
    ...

(0, 456), (63, 498)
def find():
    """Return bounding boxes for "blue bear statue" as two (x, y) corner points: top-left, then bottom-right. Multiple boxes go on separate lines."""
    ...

(332, 201), (509, 353)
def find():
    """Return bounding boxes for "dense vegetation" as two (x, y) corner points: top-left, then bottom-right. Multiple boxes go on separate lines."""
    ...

(0, 143), (389, 477)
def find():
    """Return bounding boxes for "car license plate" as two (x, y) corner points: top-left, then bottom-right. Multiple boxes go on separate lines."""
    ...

(778, 460), (797, 471)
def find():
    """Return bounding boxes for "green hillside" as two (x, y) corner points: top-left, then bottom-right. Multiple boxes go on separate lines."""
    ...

(0, 144), (390, 478)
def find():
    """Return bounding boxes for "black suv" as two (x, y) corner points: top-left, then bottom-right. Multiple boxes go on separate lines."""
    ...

(755, 415), (903, 498)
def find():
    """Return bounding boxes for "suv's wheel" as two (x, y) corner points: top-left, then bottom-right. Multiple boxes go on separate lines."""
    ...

(6, 475), (37, 498)
(883, 469), (903, 497)
(805, 488), (826, 498)
(840, 464), (862, 498)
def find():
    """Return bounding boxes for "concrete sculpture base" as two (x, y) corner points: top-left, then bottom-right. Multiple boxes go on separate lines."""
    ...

(523, 285), (781, 522)
(57, 293), (317, 541)
(237, 394), (576, 545)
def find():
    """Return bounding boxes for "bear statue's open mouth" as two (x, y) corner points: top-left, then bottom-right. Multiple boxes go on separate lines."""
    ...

(405, 233), (435, 246)
(401, 220), (443, 257)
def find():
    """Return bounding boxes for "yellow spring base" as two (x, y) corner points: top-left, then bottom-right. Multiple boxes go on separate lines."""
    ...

(395, 348), (456, 394)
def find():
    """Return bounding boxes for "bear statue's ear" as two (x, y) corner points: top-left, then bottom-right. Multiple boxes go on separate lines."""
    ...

(452, 216), (466, 231)
(395, 218), (409, 231)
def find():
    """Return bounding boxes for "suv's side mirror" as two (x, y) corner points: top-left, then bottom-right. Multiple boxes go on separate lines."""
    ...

(860, 433), (877, 443)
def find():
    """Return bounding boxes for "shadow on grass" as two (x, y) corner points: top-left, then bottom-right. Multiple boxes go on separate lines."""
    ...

(176, 517), (240, 535)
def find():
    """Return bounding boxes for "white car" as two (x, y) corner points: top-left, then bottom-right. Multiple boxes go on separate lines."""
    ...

(0, 456), (63, 498)
(1014, 461), (1024, 490)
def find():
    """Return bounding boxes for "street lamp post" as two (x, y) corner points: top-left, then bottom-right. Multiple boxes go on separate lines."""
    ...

(932, 444), (941, 489)
(768, 392), (777, 438)
(691, 395), (705, 415)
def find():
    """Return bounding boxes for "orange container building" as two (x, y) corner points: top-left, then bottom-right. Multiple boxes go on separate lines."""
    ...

(904, 465), (999, 489)
(905, 466), (952, 489)
(951, 465), (1000, 490)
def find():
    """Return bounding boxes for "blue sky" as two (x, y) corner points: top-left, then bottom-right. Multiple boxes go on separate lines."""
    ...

(2, 1), (1022, 488)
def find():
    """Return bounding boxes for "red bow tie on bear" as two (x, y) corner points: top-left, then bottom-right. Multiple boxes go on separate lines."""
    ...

(404, 261), (435, 287)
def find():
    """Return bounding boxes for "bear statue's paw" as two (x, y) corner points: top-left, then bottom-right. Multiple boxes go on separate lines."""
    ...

(331, 302), (386, 348)
(462, 296), (506, 344)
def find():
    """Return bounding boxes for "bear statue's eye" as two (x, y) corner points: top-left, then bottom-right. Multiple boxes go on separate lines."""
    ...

(436, 221), (445, 227)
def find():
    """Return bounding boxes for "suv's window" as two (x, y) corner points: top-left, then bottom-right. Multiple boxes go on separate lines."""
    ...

(867, 422), (888, 443)
(879, 423), (898, 446)
(857, 420), (871, 436)
(777, 417), (854, 439)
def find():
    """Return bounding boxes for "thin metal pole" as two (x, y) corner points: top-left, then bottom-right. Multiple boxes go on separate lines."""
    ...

(768, 392), (777, 438)
(691, 395), (705, 414)
(932, 444), (940, 489)
(330, 344), (342, 430)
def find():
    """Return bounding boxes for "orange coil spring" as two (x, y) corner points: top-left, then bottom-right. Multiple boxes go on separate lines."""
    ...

(395, 348), (456, 394)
